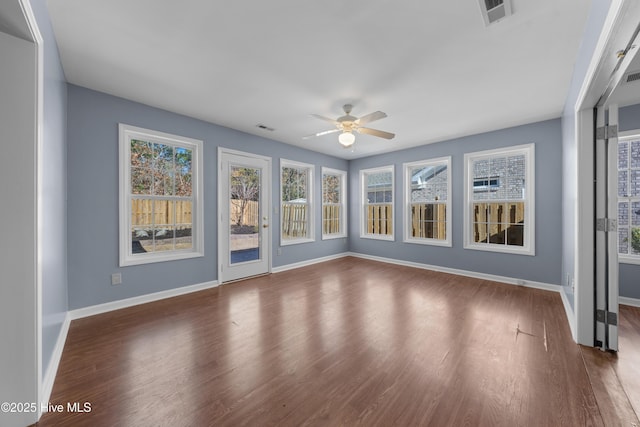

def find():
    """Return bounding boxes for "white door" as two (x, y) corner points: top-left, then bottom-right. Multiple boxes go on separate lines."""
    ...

(218, 148), (271, 283)
(595, 104), (619, 351)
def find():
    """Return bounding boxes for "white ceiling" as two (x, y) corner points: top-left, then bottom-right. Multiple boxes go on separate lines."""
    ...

(47, 0), (591, 159)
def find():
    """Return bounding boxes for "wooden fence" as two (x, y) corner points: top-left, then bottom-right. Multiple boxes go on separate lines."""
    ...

(131, 199), (192, 227)
(367, 204), (392, 235)
(411, 203), (446, 239)
(473, 202), (525, 243)
(323, 205), (341, 235)
(282, 203), (308, 238)
(230, 199), (259, 226)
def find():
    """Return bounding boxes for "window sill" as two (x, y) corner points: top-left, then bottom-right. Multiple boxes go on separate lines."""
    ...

(464, 242), (534, 256)
(120, 250), (204, 267)
(281, 237), (315, 246)
(404, 237), (452, 247)
(619, 255), (640, 265)
(322, 233), (347, 240)
(360, 234), (395, 241)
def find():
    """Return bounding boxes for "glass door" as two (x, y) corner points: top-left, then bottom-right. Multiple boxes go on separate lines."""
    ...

(219, 149), (271, 282)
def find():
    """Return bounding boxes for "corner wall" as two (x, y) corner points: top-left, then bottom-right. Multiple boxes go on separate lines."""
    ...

(29, 0), (69, 385)
(66, 85), (348, 310)
(348, 119), (563, 285)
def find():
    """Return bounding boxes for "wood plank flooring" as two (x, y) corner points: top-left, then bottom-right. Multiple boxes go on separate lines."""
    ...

(580, 304), (640, 426)
(37, 257), (607, 426)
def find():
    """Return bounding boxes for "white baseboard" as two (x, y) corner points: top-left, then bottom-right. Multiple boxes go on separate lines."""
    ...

(41, 312), (70, 412)
(620, 296), (640, 308)
(69, 280), (219, 320)
(347, 252), (562, 293)
(272, 252), (349, 273)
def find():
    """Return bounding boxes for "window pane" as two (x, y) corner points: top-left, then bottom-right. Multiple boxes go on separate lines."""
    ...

(131, 198), (152, 227)
(411, 203), (446, 240)
(631, 227), (640, 254)
(153, 227), (175, 252)
(473, 222), (488, 243)
(619, 171), (628, 197)
(175, 147), (193, 196)
(507, 155), (526, 199)
(488, 203), (505, 224)
(282, 203), (308, 239)
(367, 204), (392, 235)
(323, 174), (340, 203)
(488, 222), (506, 244)
(507, 202), (525, 224)
(506, 224), (524, 246)
(473, 203), (488, 223)
(176, 200), (193, 225)
(323, 205), (341, 234)
(282, 167), (307, 202)
(619, 202), (629, 226)
(631, 171), (640, 197)
(176, 227), (193, 251)
(619, 227), (629, 254)
(631, 227), (640, 255)
(131, 167), (152, 195)
(131, 139), (153, 167)
(631, 140), (640, 169)
(490, 157), (507, 199)
(632, 202), (640, 226)
(619, 141), (628, 170)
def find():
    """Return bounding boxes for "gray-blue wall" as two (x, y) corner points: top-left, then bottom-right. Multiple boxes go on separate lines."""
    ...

(31, 0), (69, 379)
(561, 0), (614, 310)
(619, 102), (640, 300)
(66, 85), (348, 309)
(348, 119), (563, 285)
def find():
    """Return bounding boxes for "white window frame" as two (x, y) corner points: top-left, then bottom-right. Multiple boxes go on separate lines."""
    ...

(119, 124), (204, 266)
(280, 159), (315, 245)
(617, 130), (640, 265)
(360, 165), (395, 241)
(403, 157), (452, 247)
(321, 167), (347, 240)
(463, 143), (535, 255)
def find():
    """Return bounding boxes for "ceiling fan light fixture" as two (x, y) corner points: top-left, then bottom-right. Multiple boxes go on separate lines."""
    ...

(338, 131), (355, 147)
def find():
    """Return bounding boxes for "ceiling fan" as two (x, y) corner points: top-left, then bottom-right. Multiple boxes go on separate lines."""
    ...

(303, 104), (395, 148)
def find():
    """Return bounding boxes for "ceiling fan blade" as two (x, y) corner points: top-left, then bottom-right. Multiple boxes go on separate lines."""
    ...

(357, 127), (395, 140)
(355, 111), (387, 125)
(302, 128), (340, 139)
(310, 114), (338, 125)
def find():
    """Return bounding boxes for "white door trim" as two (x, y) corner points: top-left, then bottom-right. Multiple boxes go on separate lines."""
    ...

(217, 147), (272, 283)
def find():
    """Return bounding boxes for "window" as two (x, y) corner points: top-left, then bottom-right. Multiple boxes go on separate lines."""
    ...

(464, 144), (534, 255)
(119, 124), (204, 266)
(404, 157), (451, 246)
(281, 159), (314, 245)
(618, 133), (640, 264)
(361, 165), (394, 240)
(322, 167), (347, 239)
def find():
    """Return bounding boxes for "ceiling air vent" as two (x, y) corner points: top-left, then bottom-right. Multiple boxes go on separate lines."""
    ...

(624, 70), (640, 84)
(478, 0), (512, 26)
(256, 123), (275, 132)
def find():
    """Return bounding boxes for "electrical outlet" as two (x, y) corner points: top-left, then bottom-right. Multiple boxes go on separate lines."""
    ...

(277, 248), (282, 256)
(111, 273), (122, 285)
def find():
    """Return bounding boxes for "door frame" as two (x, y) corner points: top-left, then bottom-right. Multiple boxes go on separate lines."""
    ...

(573, 0), (640, 345)
(217, 147), (272, 283)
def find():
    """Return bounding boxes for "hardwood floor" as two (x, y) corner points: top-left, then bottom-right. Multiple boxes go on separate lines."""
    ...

(38, 257), (608, 426)
(580, 305), (640, 426)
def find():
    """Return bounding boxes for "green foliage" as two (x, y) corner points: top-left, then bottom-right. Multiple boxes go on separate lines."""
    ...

(632, 228), (640, 253)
